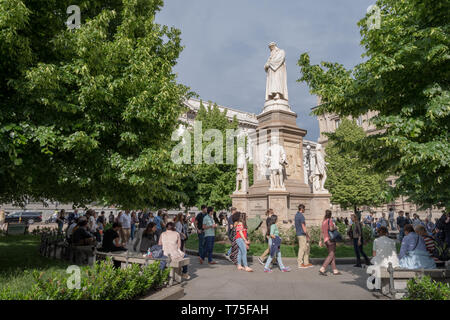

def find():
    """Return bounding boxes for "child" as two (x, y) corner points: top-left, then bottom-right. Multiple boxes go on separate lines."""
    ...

(264, 215), (291, 273)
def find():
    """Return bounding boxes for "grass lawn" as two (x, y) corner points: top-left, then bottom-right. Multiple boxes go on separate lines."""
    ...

(0, 234), (70, 295)
(185, 234), (375, 258)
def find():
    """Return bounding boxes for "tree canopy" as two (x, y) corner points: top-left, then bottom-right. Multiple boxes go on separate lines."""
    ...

(298, 0), (449, 210)
(0, 0), (191, 209)
(179, 101), (244, 211)
(324, 119), (389, 212)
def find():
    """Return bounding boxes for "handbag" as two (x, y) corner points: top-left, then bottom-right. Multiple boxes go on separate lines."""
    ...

(328, 219), (342, 242)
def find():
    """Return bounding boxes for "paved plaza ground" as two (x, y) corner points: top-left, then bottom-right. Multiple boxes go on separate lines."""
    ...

(181, 256), (387, 300)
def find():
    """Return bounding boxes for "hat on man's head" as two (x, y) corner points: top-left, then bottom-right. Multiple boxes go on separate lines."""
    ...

(268, 41), (277, 47)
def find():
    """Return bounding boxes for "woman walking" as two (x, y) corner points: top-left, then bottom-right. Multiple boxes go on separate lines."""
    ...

(319, 210), (341, 276)
(174, 212), (188, 251)
(349, 213), (371, 267)
(229, 212), (241, 265)
(235, 212), (253, 272)
(130, 211), (138, 241)
(264, 215), (291, 273)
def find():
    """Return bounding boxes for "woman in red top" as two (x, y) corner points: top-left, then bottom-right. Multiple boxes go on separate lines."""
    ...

(319, 210), (341, 276)
(235, 213), (253, 272)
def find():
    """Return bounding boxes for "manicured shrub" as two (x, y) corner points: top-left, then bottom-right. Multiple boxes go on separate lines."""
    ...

(404, 276), (450, 300)
(0, 258), (169, 300)
(248, 229), (266, 244)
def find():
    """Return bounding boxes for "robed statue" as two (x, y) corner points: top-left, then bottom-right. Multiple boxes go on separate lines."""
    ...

(265, 135), (288, 190)
(265, 42), (289, 101)
(310, 144), (328, 193)
(234, 147), (249, 194)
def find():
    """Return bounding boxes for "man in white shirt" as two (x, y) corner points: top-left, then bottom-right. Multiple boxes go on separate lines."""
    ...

(119, 210), (131, 246)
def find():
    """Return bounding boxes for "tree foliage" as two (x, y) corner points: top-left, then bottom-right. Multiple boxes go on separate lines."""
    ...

(298, 0), (450, 209)
(181, 101), (243, 210)
(324, 119), (389, 212)
(0, 0), (191, 208)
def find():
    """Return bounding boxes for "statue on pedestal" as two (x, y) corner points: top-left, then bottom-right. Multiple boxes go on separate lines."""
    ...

(234, 147), (249, 194)
(265, 42), (289, 102)
(310, 144), (328, 193)
(266, 135), (288, 190)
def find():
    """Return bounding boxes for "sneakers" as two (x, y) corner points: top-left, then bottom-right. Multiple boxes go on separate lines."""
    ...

(224, 254), (232, 262)
(199, 257), (204, 264)
(182, 273), (191, 280)
(257, 257), (265, 265)
(264, 268), (273, 273)
(208, 261), (218, 265)
(298, 263), (314, 269)
(281, 267), (291, 272)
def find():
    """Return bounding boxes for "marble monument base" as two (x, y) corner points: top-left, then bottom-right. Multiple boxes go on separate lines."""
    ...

(231, 189), (331, 227)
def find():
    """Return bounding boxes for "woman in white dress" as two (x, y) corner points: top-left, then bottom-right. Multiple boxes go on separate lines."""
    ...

(371, 226), (400, 267)
(367, 226), (399, 290)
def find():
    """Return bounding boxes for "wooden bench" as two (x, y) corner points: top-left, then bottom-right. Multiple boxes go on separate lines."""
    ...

(94, 251), (190, 286)
(379, 262), (450, 299)
(6, 223), (28, 235)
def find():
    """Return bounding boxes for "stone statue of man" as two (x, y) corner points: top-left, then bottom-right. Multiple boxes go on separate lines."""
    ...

(234, 147), (248, 194)
(266, 135), (288, 190)
(265, 42), (289, 102)
(312, 144), (327, 192)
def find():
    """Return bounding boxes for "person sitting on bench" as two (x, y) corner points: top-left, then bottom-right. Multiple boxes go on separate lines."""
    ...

(101, 222), (127, 253)
(72, 220), (96, 246)
(399, 224), (436, 270)
(159, 222), (190, 280)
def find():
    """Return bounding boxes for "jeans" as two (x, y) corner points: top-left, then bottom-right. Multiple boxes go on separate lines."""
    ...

(389, 219), (395, 230)
(352, 238), (369, 264)
(130, 224), (136, 240)
(226, 247), (232, 256)
(264, 238), (285, 270)
(198, 232), (206, 258)
(398, 228), (405, 242)
(236, 238), (248, 267)
(201, 236), (214, 262)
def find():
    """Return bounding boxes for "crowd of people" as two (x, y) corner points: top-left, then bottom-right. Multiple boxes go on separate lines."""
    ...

(58, 208), (191, 279)
(53, 205), (449, 280)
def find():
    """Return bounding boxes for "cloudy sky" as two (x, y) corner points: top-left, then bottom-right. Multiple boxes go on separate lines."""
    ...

(156, 0), (374, 141)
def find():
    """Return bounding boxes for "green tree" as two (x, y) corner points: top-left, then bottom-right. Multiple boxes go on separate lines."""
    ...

(298, 0), (449, 210)
(324, 119), (389, 213)
(0, 0), (191, 209)
(181, 100), (243, 210)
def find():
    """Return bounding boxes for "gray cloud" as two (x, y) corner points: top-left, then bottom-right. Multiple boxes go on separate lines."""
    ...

(156, 0), (375, 140)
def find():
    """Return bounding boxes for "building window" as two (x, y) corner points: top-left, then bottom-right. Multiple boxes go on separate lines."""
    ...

(335, 119), (341, 129)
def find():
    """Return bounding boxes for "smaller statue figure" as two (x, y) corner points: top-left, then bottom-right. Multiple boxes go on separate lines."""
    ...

(234, 147), (249, 194)
(310, 144), (328, 193)
(266, 135), (288, 190)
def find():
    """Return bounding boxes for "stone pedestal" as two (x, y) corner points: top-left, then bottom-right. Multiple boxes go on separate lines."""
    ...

(231, 101), (331, 226)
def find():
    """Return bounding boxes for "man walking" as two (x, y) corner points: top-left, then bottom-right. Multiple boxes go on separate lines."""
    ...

(119, 210), (131, 246)
(258, 209), (274, 265)
(388, 207), (395, 230)
(200, 206), (218, 265)
(295, 204), (313, 268)
(195, 205), (207, 263)
(397, 211), (407, 242)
